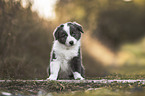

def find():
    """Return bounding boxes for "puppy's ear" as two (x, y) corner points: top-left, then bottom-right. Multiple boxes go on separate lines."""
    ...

(53, 27), (59, 40)
(53, 24), (64, 40)
(73, 22), (84, 33)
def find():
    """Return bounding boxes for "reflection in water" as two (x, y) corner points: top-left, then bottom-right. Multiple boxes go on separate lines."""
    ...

(39, 88), (145, 96)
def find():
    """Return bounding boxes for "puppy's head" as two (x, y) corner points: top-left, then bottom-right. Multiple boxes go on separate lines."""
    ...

(53, 22), (84, 47)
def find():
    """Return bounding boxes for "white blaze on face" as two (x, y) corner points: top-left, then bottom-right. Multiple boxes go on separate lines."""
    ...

(63, 23), (77, 47)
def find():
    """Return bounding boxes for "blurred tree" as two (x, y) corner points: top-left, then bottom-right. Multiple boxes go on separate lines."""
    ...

(0, 0), (53, 79)
(96, 0), (145, 51)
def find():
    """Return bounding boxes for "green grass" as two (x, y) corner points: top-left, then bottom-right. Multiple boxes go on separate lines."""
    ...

(107, 65), (145, 79)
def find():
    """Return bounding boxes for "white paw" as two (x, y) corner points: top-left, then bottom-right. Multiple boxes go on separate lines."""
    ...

(73, 72), (85, 80)
(47, 74), (57, 80)
(76, 77), (85, 80)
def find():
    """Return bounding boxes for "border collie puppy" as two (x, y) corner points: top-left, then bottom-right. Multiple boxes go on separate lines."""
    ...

(47, 22), (85, 80)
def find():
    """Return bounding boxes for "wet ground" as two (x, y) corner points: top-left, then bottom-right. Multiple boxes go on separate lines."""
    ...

(1, 66), (145, 95)
(1, 80), (145, 96)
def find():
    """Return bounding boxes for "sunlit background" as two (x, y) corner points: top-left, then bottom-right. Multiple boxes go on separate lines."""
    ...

(1, 0), (145, 79)
(31, 0), (57, 19)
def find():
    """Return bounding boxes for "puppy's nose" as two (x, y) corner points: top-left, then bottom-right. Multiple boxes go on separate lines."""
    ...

(69, 41), (74, 46)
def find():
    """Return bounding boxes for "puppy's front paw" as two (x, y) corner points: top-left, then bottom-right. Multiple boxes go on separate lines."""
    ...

(73, 72), (85, 80)
(47, 75), (57, 80)
(76, 77), (85, 80)
(47, 77), (57, 80)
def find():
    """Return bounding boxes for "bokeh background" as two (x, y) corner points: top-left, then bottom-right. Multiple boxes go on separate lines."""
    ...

(0, 0), (145, 79)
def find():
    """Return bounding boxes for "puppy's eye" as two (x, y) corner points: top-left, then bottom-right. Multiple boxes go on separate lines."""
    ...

(71, 31), (76, 35)
(61, 33), (67, 37)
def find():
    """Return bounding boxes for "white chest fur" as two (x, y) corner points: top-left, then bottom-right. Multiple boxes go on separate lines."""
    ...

(52, 40), (80, 71)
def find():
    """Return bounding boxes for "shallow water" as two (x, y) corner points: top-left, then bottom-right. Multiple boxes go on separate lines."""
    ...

(1, 88), (145, 96)
(38, 88), (145, 96)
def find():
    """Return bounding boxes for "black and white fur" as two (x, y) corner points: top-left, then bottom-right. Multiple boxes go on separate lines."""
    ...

(47, 22), (85, 80)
